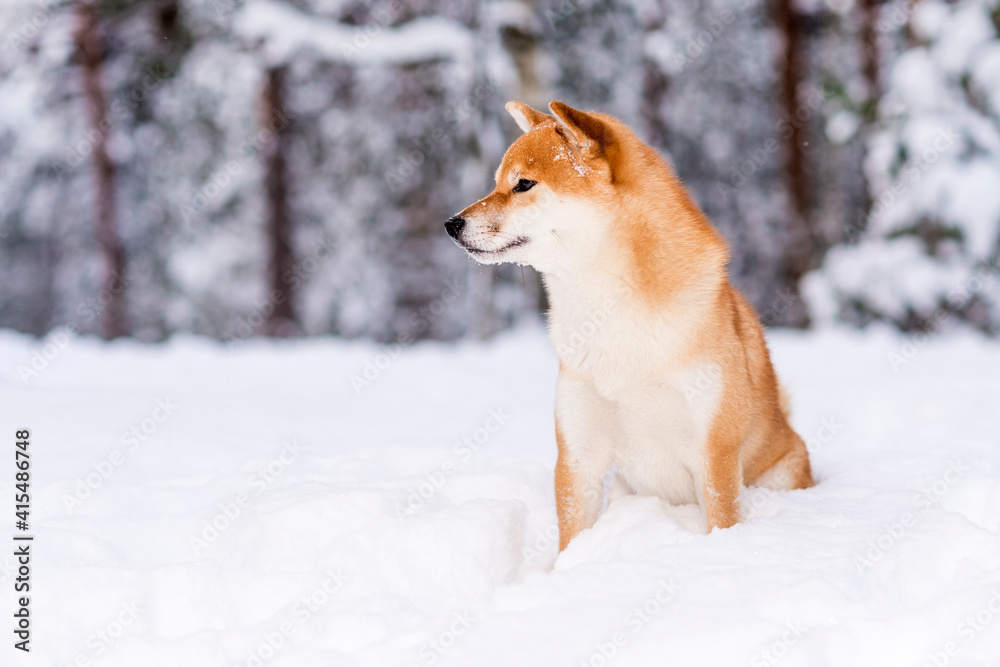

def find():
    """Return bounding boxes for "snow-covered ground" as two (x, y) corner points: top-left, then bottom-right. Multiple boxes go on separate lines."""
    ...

(2, 325), (1000, 667)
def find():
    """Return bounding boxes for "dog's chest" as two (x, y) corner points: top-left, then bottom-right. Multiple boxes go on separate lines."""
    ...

(611, 391), (703, 503)
(546, 280), (694, 395)
(546, 279), (723, 501)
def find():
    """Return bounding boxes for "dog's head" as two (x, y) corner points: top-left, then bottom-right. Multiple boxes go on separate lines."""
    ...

(445, 100), (620, 273)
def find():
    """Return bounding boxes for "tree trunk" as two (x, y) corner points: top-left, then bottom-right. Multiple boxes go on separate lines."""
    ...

(852, 0), (882, 242)
(75, 0), (127, 339)
(858, 0), (881, 123)
(774, 0), (811, 327)
(261, 66), (297, 336)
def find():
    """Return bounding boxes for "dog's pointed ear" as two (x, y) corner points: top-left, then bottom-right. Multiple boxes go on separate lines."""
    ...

(506, 101), (550, 133)
(548, 100), (608, 158)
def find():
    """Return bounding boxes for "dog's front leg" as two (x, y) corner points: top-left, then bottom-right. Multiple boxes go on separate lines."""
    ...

(700, 417), (745, 531)
(554, 429), (607, 551)
(554, 371), (615, 551)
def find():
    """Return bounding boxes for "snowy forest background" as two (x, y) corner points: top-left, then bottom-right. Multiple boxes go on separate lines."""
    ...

(1, 0), (999, 344)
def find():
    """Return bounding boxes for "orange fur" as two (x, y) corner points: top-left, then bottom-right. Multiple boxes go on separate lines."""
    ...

(554, 417), (584, 552)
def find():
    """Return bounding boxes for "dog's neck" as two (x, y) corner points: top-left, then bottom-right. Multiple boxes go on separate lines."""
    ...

(541, 198), (728, 312)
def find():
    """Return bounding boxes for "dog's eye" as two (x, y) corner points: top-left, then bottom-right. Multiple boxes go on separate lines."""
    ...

(512, 179), (536, 193)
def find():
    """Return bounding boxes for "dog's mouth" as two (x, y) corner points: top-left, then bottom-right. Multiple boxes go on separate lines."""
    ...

(463, 236), (530, 257)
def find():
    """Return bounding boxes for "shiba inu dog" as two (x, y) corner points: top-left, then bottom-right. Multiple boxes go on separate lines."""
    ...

(445, 100), (814, 551)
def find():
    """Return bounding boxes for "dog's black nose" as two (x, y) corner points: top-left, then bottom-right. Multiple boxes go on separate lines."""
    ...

(444, 216), (465, 239)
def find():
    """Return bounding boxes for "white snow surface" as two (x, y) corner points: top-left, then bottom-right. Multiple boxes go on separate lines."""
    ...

(3, 326), (1000, 666)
